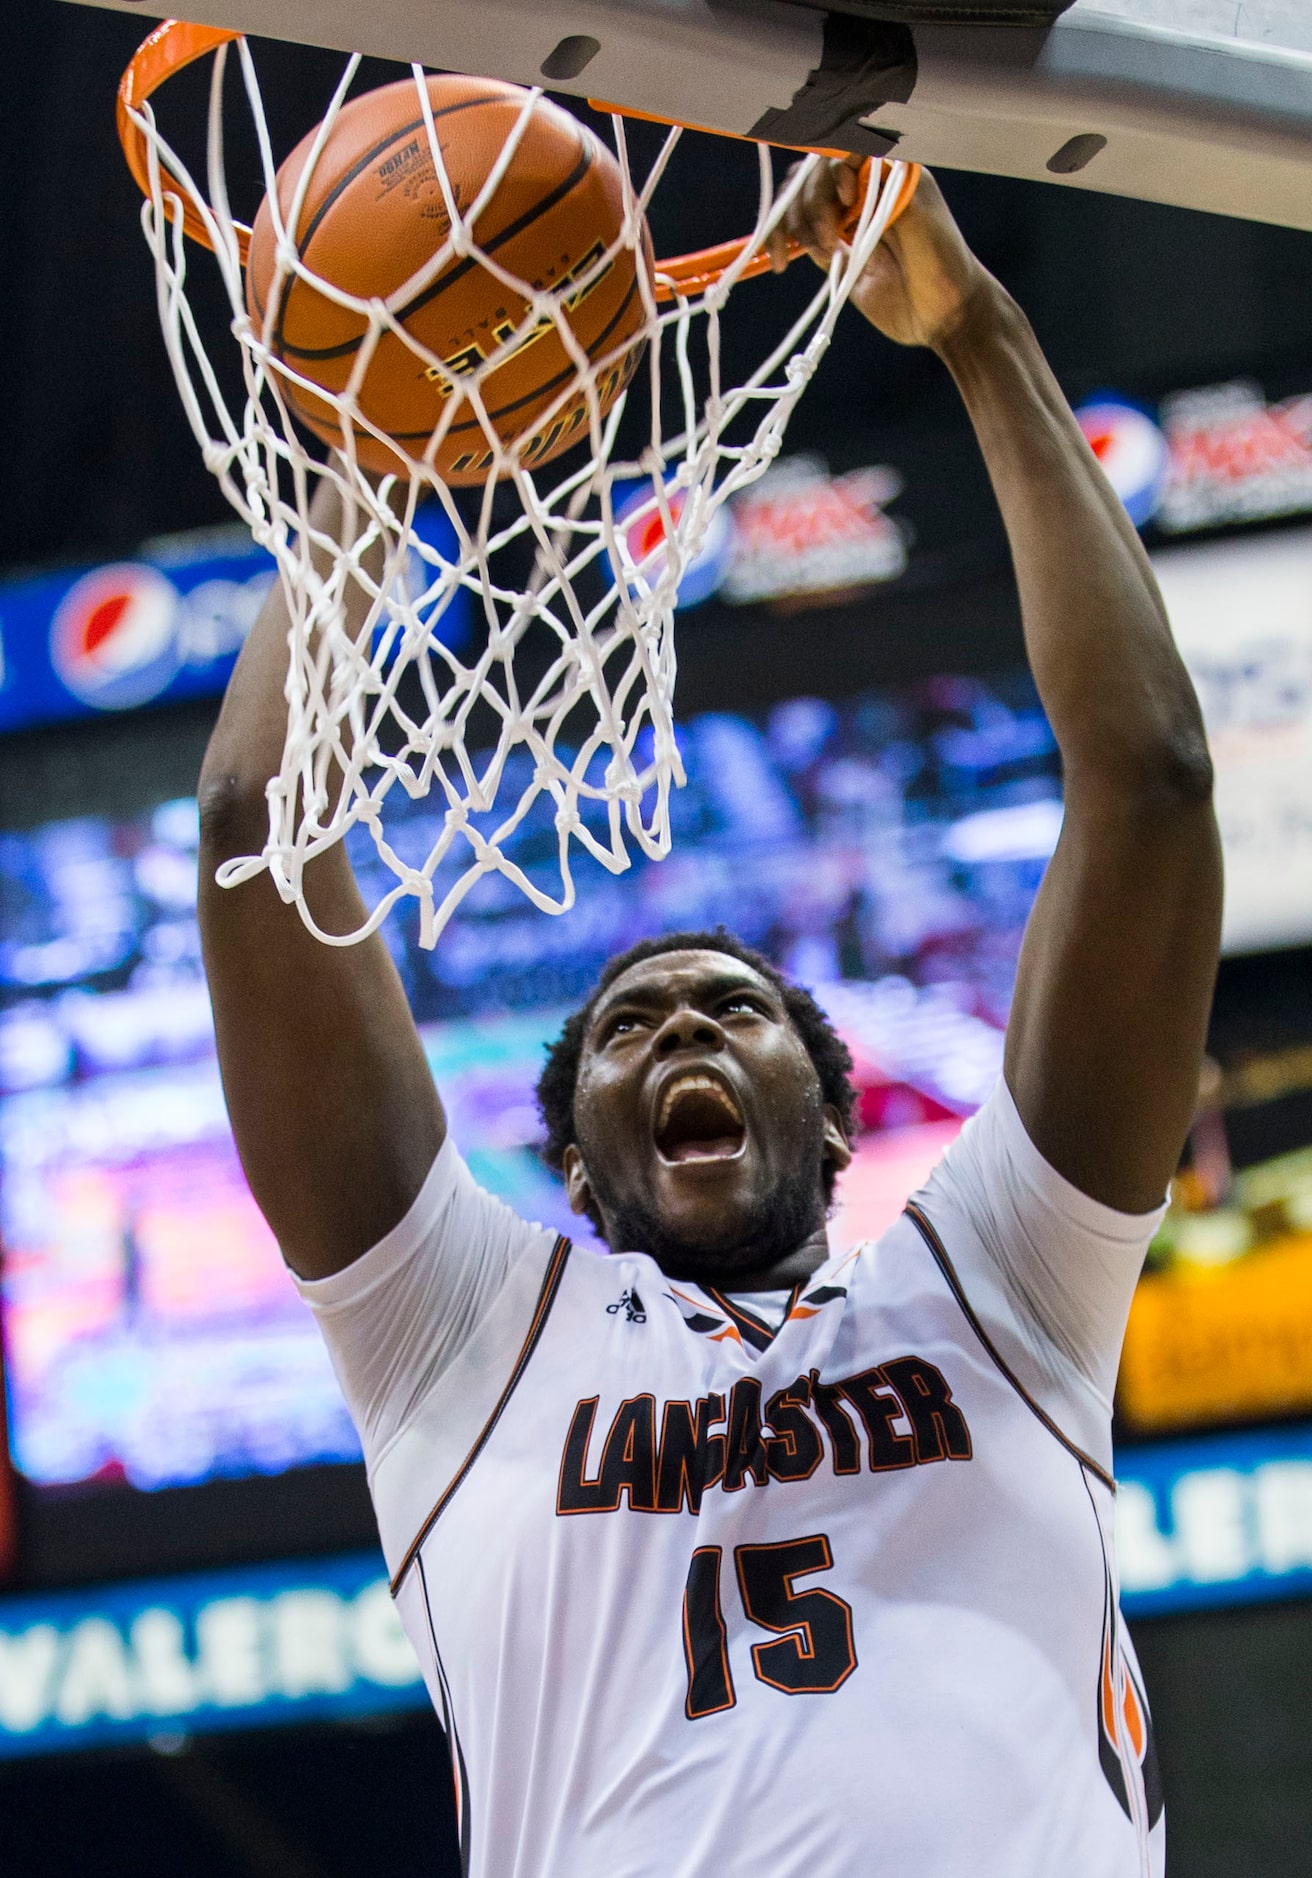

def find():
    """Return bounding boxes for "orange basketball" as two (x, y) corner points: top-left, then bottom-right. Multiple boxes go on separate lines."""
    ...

(245, 76), (652, 484)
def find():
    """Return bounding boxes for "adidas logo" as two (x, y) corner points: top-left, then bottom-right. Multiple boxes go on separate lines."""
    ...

(606, 1286), (647, 1325)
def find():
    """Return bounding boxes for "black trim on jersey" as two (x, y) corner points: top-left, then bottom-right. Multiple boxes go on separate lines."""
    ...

(903, 1201), (1117, 1494)
(390, 1233), (573, 1594)
(705, 1286), (800, 1354)
(418, 1552), (473, 1878)
(681, 1309), (727, 1335)
(800, 1283), (847, 1308)
(1082, 1471), (1164, 1837)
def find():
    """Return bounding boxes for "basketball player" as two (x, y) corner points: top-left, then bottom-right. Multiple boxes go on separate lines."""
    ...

(198, 167), (1221, 1875)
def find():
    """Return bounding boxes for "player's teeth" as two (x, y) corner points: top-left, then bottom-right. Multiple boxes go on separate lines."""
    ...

(658, 1074), (741, 1129)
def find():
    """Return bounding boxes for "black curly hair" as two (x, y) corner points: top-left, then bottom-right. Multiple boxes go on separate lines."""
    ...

(536, 928), (858, 1208)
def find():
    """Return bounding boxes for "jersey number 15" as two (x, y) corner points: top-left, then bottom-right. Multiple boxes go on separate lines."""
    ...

(682, 1534), (857, 1719)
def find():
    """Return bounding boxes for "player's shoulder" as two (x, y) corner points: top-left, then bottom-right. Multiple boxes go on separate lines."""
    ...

(914, 1076), (1169, 1252)
(902, 1078), (1042, 1236)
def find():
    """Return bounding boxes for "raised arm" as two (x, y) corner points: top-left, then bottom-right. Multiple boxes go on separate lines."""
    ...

(946, 286), (1219, 1212)
(786, 167), (1221, 1211)
(198, 479), (444, 1279)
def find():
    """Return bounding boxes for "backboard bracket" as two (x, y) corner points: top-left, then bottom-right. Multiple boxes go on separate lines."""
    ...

(61, 0), (1312, 229)
(749, 14), (916, 155)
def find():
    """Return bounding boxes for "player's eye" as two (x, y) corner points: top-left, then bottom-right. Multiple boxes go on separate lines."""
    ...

(721, 993), (765, 1017)
(604, 1011), (643, 1039)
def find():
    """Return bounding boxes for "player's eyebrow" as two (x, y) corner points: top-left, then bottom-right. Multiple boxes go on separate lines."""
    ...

(692, 970), (779, 1008)
(589, 968), (779, 1033)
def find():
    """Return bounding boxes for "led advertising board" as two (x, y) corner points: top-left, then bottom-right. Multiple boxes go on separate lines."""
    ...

(1077, 379), (1312, 539)
(1117, 1421), (1312, 1618)
(1120, 1133), (1312, 1435)
(0, 531), (272, 735)
(0, 511), (472, 739)
(1154, 528), (1312, 958)
(0, 1551), (424, 1758)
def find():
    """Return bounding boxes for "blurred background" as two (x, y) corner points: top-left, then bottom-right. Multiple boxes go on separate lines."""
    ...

(4, 2), (1312, 1872)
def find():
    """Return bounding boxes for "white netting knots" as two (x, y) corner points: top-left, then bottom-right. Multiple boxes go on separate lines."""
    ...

(126, 38), (911, 945)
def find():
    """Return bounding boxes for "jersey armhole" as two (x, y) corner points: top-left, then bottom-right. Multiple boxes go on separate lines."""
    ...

(388, 1233), (573, 1595)
(904, 1201), (1116, 1494)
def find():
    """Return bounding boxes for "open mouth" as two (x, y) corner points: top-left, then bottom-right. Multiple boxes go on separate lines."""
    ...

(654, 1073), (747, 1164)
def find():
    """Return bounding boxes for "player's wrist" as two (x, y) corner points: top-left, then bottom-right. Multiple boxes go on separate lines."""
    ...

(931, 274), (1026, 371)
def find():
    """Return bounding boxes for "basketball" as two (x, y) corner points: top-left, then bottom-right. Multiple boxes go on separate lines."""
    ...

(245, 75), (653, 483)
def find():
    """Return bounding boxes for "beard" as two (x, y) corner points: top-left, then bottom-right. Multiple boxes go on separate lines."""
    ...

(591, 1118), (830, 1280)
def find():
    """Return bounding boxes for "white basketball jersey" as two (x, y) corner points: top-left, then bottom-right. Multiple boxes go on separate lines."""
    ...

(371, 1198), (1163, 1878)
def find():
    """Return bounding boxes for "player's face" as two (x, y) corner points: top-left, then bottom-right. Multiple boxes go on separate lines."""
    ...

(564, 950), (850, 1281)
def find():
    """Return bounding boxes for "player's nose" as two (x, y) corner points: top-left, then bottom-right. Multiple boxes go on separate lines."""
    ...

(653, 1007), (725, 1057)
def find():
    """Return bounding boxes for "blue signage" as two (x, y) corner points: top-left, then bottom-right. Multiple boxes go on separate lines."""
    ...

(0, 529), (275, 735)
(0, 506), (473, 738)
(0, 1551), (426, 1759)
(1117, 1421), (1312, 1617)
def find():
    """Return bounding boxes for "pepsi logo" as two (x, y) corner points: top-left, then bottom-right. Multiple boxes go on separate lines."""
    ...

(612, 483), (734, 611)
(1076, 397), (1168, 529)
(50, 564), (181, 710)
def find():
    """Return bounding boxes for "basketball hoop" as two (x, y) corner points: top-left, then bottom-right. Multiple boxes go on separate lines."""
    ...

(118, 21), (919, 947)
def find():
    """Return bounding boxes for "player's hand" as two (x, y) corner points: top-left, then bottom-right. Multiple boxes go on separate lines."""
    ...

(768, 161), (992, 353)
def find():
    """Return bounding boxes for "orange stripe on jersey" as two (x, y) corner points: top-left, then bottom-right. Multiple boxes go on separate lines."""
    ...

(1100, 1637), (1119, 1742)
(1121, 1672), (1146, 1760)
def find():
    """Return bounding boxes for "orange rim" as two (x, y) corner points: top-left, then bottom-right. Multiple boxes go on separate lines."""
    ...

(117, 21), (921, 298)
(118, 21), (250, 262)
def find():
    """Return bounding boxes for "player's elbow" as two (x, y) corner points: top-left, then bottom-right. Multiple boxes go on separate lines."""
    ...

(1070, 723), (1214, 825)
(197, 768), (268, 862)
(1135, 726), (1214, 812)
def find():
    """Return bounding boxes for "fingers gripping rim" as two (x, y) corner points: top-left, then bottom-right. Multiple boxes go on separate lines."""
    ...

(654, 158), (921, 299)
(117, 21), (921, 295)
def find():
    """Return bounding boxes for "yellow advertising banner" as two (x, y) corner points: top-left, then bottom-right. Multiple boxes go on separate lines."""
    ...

(1121, 1234), (1312, 1431)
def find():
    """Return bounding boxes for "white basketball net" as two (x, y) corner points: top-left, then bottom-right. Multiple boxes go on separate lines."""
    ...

(126, 40), (911, 945)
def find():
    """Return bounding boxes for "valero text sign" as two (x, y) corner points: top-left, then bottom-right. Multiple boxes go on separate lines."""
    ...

(0, 1552), (425, 1758)
(1118, 1422), (1312, 1617)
